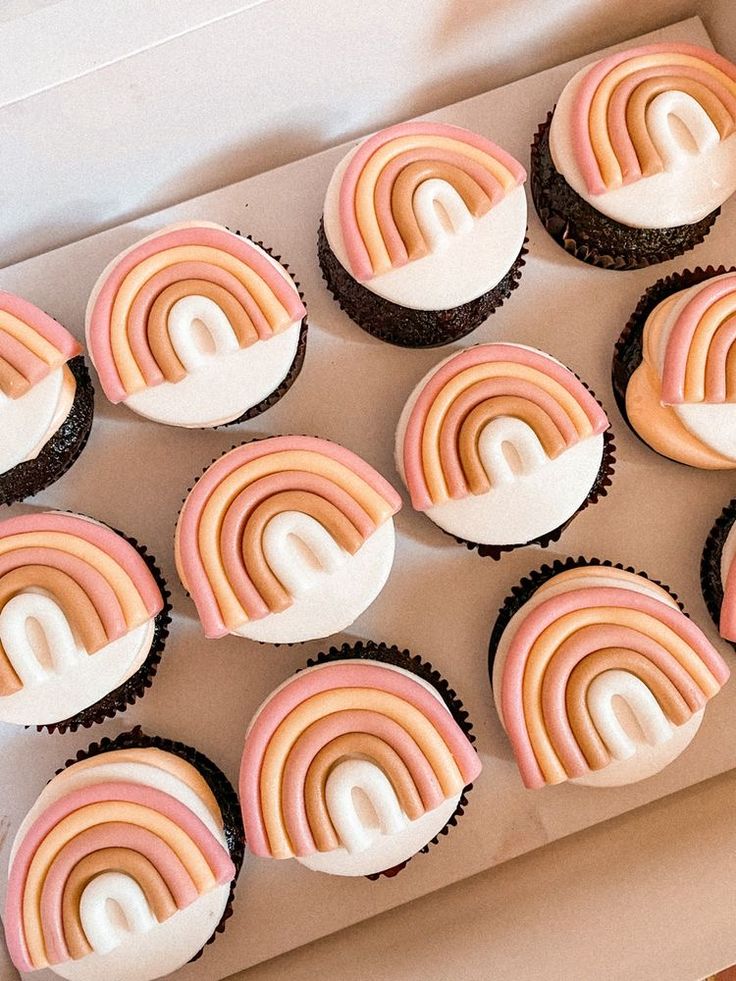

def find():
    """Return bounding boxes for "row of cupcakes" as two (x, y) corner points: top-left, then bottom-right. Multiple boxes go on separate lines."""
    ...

(3, 543), (735, 981)
(5, 37), (736, 505)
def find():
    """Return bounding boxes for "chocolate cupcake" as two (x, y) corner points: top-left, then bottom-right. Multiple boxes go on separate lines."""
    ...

(0, 510), (170, 732)
(85, 221), (307, 427)
(175, 436), (402, 644)
(531, 41), (736, 269)
(3, 727), (243, 981)
(701, 498), (736, 647)
(395, 342), (614, 557)
(613, 266), (736, 467)
(319, 121), (527, 347)
(239, 640), (481, 877)
(0, 290), (94, 507)
(489, 558), (729, 789)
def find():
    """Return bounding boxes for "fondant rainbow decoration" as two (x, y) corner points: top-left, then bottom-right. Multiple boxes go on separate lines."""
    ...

(4, 749), (235, 972)
(338, 122), (526, 281)
(658, 273), (736, 404)
(403, 344), (609, 511)
(498, 566), (729, 789)
(0, 512), (163, 697)
(239, 660), (481, 858)
(0, 291), (80, 400)
(87, 224), (306, 404)
(176, 436), (401, 638)
(572, 42), (736, 194)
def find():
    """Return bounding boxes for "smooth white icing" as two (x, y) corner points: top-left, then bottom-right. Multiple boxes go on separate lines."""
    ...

(10, 751), (232, 981)
(644, 274), (736, 459)
(0, 366), (72, 475)
(233, 517), (396, 644)
(323, 144), (527, 310)
(246, 658), (466, 877)
(394, 345), (604, 545)
(85, 221), (303, 428)
(549, 60), (736, 228)
(491, 569), (702, 788)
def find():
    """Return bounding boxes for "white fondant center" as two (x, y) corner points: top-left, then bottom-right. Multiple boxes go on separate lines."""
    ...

(233, 518), (396, 644)
(262, 511), (348, 598)
(0, 591), (80, 686)
(587, 669), (673, 759)
(325, 758), (408, 854)
(80, 873), (158, 956)
(167, 294), (240, 370)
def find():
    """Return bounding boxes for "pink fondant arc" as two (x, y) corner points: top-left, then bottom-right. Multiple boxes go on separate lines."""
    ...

(239, 661), (481, 857)
(4, 781), (234, 973)
(87, 226), (306, 404)
(339, 122), (526, 281)
(178, 437), (402, 638)
(0, 512), (163, 619)
(0, 292), (81, 361)
(403, 344), (609, 511)
(571, 42), (736, 195)
(499, 586), (729, 789)
(661, 273), (736, 404)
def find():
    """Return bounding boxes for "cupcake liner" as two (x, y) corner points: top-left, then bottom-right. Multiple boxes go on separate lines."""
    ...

(216, 233), (308, 428)
(306, 639), (476, 880)
(0, 354), (95, 507)
(611, 264), (736, 460)
(445, 381), (616, 559)
(318, 216), (528, 348)
(530, 112), (720, 271)
(41, 523), (172, 734)
(60, 725), (245, 961)
(487, 556), (683, 687)
(700, 499), (736, 649)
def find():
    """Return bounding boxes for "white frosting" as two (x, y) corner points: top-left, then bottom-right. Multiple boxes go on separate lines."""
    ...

(233, 516), (396, 644)
(549, 60), (736, 228)
(0, 367), (72, 475)
(85, 221), (303, 428)
(394, 345), (604, 546)
(246, 659), (465, 877)
(644, 274), (736, 460)
(323, 144), (526, 310)
(9, 750), (232, 981)
(491, 569), (703, 788)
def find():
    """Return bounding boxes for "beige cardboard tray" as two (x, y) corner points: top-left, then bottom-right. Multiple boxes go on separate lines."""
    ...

(1, 15), (734, 981)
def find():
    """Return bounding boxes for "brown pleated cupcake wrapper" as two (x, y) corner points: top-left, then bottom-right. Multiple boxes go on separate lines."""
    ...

(213, 232), (308, 428)
(306, 640), (477, 880)
(40, 520), (171, 734)
(449, 381), (616, 559)
(318, 215), (528, 348)
(612, 264), (736, 459)
(530, 112), (720, 271)
(60, 725), (245, 961)
(701, 499), (736, 650)
(1, 354), (95, 507)
(488, 556), (683, 688)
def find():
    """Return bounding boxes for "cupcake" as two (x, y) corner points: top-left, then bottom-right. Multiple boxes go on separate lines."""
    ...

(319, 121), (527, 347)
(3, 727), (243, 981)
(0, 291), (94, 507)
(489, 558), (729, 789)
(613, 266), (736, 467)
(531, 41), (736, 269)
(239, 640), (481, 877)
(175, 436), (402, 644)
(0, 511), (169, 732)
(395, 342), (614, 557)
(701, 499), (736, 646)
(85, 221), (307, 427)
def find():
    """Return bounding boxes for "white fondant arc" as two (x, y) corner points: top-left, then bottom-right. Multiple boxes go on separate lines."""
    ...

(549, 60), (736, 228)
